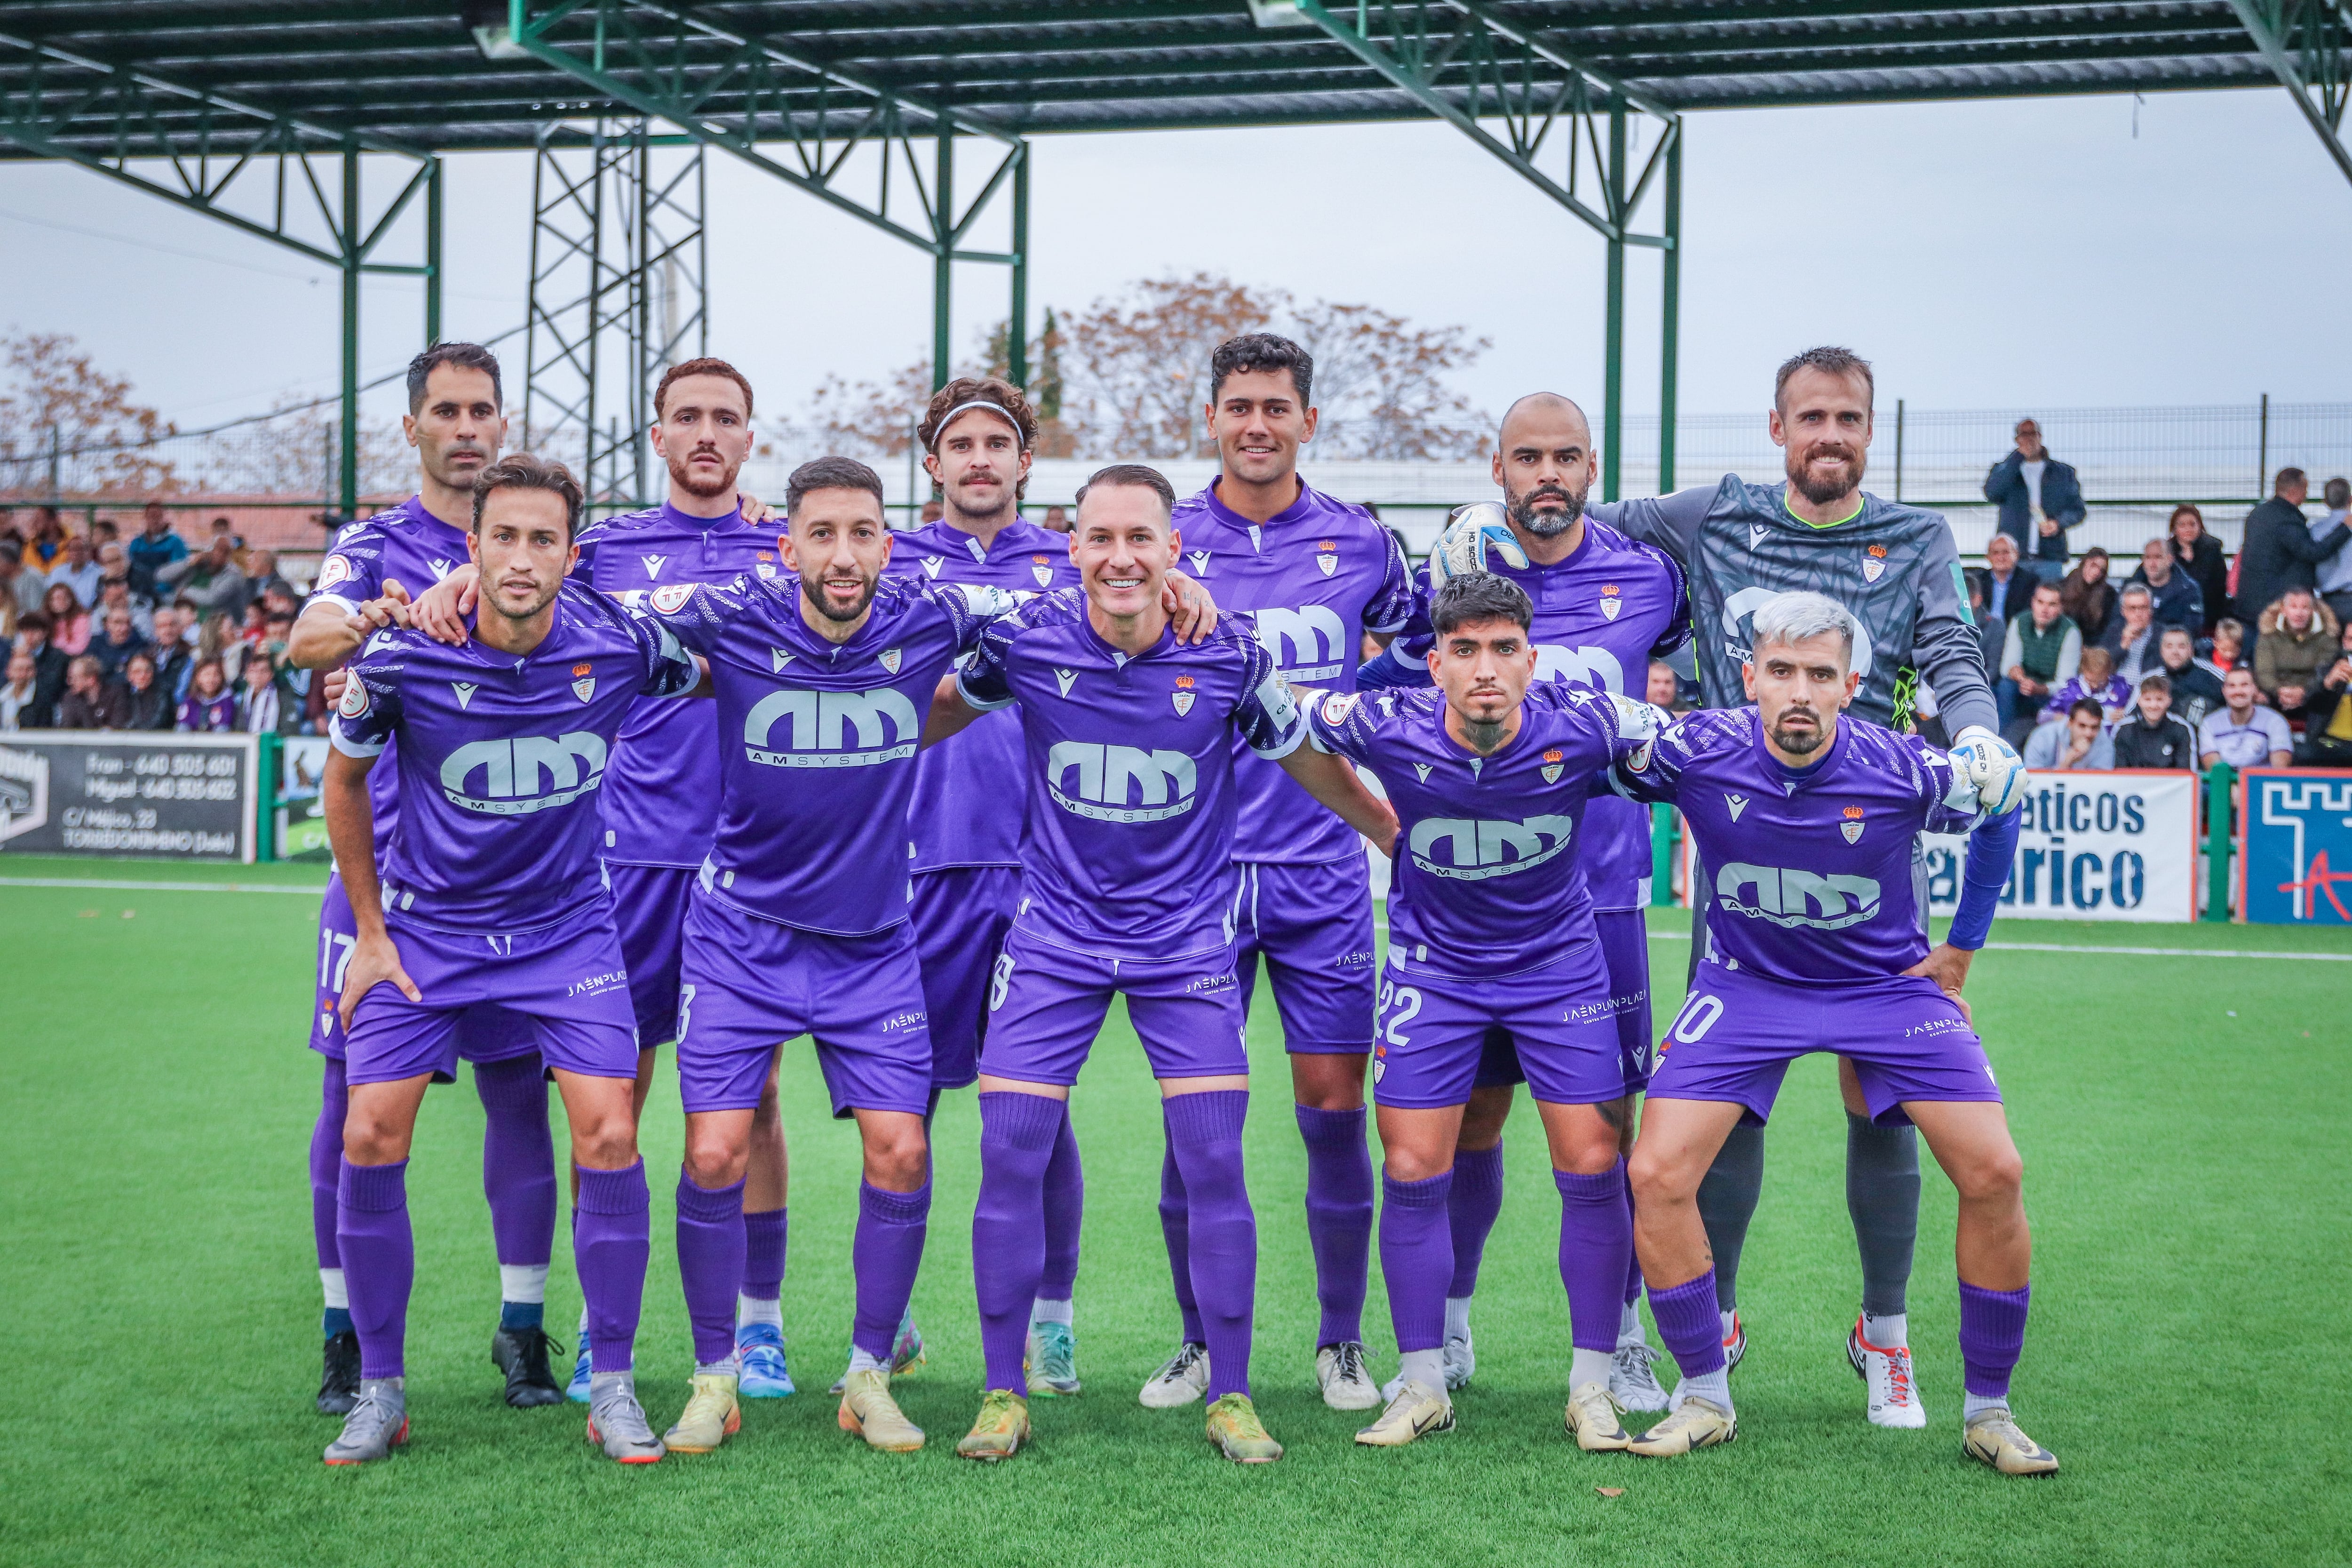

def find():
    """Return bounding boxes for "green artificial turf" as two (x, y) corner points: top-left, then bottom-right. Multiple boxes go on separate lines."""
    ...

(1, 855), (2346, 1566)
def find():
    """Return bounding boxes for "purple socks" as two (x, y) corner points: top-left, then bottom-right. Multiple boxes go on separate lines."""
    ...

(311, 1059), (348, 1273)
(473, 1056), (556, 1274)
(1958, 1281), (2031, 1400)
(1038, 1108), (1084, 1303)
(1295, 1104), (1374, 1347)
(742, 1206), (787, 1303)
(1379, 1170), (1454, 1353)
(852, 1178), (932, 1362)
(1158, 1136), (1206, 1345)
(973, 1091), (1065, 1393)
(337, 1157), (413, 1381)
(675, 1172), (746, 1365)
(1555, 1160), (1633, 1353)
(574, 1161), (651, 1374)
(1446, 1141), (1506, 1298)
(1165, 1090), (1257, 1401)
(1648, 1268), (1726, 1380)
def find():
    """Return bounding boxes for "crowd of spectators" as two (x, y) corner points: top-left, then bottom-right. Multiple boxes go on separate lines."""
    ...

(0, 504), (323, 735)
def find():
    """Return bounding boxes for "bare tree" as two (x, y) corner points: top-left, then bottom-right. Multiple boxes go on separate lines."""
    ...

(798, 355), (936, 462)
(1062, 273), (1280, 458)
(1289, 301), (1490, 461)
(0, 332), (180, 496)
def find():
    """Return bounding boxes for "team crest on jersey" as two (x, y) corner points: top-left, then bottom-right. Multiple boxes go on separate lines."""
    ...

(1841, 804), (1865, 843)
(1031, 554), (1054, 587)
(1600, 583), (1622, 621)
(771, 649), (794, 672)
(1172, 674), (1196, 716)
(755, 549), (778, 581)
(649, 582), (694, 613)
(338, 677), (370, 719)
(571, 662), (596, 702)
(1541, 747), (1565, 784)
(1726, 792), (1748, 822)
(1320, 691), (1360, 726)
(451, 681), (478, 709)
(1186, 549), (1212, 576)
(878, 647), (902, 675)
(1862, 543), (1888, 583)
(1054, 668), (1078, 698)
(921, 556), (945, 579)
(317, 555), (352, 591)
(1748, 524), (1770, 550)
(642, 554), (669, 580)
(1317, 540), (1338, 577)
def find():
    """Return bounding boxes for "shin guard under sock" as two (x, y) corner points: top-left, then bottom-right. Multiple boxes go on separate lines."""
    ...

(1166, 1091), (1256, 1402)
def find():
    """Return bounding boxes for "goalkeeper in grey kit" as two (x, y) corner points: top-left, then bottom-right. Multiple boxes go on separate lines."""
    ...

(1433, 345), (2026, 1429)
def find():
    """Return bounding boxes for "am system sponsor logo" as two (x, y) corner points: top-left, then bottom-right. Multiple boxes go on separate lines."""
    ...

(742, 688), (921, 768)
(1045, 742), (1198, 823)
(439, 732), (610, 814)
(1407, 815), (1576, 880)
(1254, 605), (1349, 681)
(1715, 862), (1882, 929)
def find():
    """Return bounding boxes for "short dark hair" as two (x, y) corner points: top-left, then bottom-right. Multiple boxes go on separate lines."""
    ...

(1074, 463), (1176, 515)
(2067, 697), (2106, 725)
(1211, 333), (1313, 406)
(655, 356), (754, 420)
(1430, 571), (1534, 637)
(2275, 467), (2306, 494)
(2326, 477), (2350, 509)
(2032, 579), (2061, 598)
(470, 453), (582, 541)
(17, 609), (50, 636)
(407, 342), (502, 414)
(785, 456), (885, 517)
(2138, 673), (2171, 696)
(1772, 345), (1874, 411)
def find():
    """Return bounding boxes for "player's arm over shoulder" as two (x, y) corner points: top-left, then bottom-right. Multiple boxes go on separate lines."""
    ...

(1228, 621), (1307, 759)
(1585, 478), (1729, 567)
(327, 631), (412, 758)
(1605, 703), (1734, 805)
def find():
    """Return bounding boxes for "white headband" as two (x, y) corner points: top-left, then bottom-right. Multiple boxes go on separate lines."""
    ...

(930, 399), (1026, 452)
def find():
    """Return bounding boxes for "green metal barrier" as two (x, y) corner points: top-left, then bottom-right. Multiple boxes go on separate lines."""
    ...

(1650, 803), (1677, 907)
(255, 731), (280, 863)
(2201, 761), (2234, 922)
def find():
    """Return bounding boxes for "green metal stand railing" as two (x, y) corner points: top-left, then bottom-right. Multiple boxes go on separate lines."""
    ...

(2202, 762), (2235, 922)
(1649, 803), (1678, 908)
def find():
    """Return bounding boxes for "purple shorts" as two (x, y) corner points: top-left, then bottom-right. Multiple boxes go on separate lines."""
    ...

(908, 864), (1020, 1091)
(610, 861), (694, 1049)
(1469, 908), (1653, 1097)
(1376, 940), (1624, 1110)
(345, 901), (637, 1086)
(675, 886), (933, 1118)
(981, 923), (1250, 1087)
(310, 872), (539, 1069)
(1650, 963), (2003, 1128)
(1233, 858), (1378, 1054)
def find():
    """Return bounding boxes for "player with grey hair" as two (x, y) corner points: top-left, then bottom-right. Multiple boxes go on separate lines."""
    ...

(1751, 589), (1858, 664)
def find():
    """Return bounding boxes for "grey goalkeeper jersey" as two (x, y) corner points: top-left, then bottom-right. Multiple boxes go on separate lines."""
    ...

(1587, 474), (1998, 739)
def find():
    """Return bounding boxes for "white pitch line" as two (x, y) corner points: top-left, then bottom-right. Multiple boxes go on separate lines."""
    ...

(0, 876), (322, 896)
(1642, 927), (2349, 961)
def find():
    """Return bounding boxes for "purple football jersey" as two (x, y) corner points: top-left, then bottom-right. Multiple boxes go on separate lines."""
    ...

(620, 571), (1009, 936)
(329, 581), (699, 933)
(958, 590), (1306, 959)
(882, 518), (1071, 872)
(1387, 517), (1689, 910)
(575, 501), (784, 868)
(1610, 707), (1984, 983)
(1307, 682), (1646, 979)
(310, 495), (480, 849)
(1171, 479), (1415, 866)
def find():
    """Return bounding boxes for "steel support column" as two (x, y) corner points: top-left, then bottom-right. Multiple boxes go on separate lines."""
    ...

(1008, 143), (1030, 391)
(1602, 95), (1626, 502)
(341, 145), (361, 517)
(1659, 124), (1681, 494)
(2229, 0), (2352, 187)
(933, 128), (954, 391)
(425, 157), (445, 346)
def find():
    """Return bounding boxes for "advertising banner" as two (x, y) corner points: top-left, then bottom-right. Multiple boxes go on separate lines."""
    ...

(0, 732), (258, 861)
(2239, 768), (2352, 925)
(1923, 769), (2199, 922)
(276, 736), (333, 860)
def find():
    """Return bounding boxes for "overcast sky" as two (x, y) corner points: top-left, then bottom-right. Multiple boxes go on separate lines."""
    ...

(2, 85), (2347, 445)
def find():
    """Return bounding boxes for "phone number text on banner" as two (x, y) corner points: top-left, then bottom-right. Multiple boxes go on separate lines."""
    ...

(0, 732), (259, 861)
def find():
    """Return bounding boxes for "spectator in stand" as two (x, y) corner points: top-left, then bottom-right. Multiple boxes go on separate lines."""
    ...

(1965, 532), (2028, 675)
(2254, 586), (2339, 723)
(2000, 579), (2080, 738)
(2058, 546), (2119, 646)
(2296, 621), (2352, 766)
(196, 609), (247, 687)
(148, 606), (192, 701)
(90, 517), (119, 547)
(157, 531), (251, 623)
(1040, 504), (1071, 534)
(0, 545), (40, 621)
(2167, 503), (2232, 632)
(244, 547), (294, 605)
(2155, 626), (2226, 728)
(0, 510), (21, 550)
(116, 651), (173, 732)
(1644, 658), (1691, 714)
(2200, 665), (2294, 770)
(56, 653), (124, 730)
(12, 610), (68, 722)
(86, 605), (150, 683)
(260, 581), (302, 624)
(235, 644), (297, 734)
(92, 571), (153, 644)
(2312, 477), (2352, 629)
(47, 531), (100, 609)
(2127, 535), (2203, 633)
(207, 515), (243, 554)
(2101, 582), (2163, 685)
(2112, 675), (2199, 770)
(919, 498), (944, 525)
(2234, 468), (2347, 631)
(2042, 644), (2132, 727)
(2209, 616), (2247, 673)
(25, 508), (67, 573)
(126, 500), (187, 599)
(1984, 416), (2084, 580)
(237, 600), (269, 648)
(2024, 697), (2115, 770)
(1, 648), (41, 729)
(40, 582), (90, 654)
(175, 656), (236, 732)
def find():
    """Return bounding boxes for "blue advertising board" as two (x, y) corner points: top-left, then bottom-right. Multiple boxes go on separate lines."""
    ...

(2240, 768), (2352, 925)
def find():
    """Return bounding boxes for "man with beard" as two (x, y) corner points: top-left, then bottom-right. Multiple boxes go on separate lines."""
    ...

(1145, 334), (1416, 1415)
(1358, 393), (1688, 1417)
(1431, 346), (2024, 1432)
